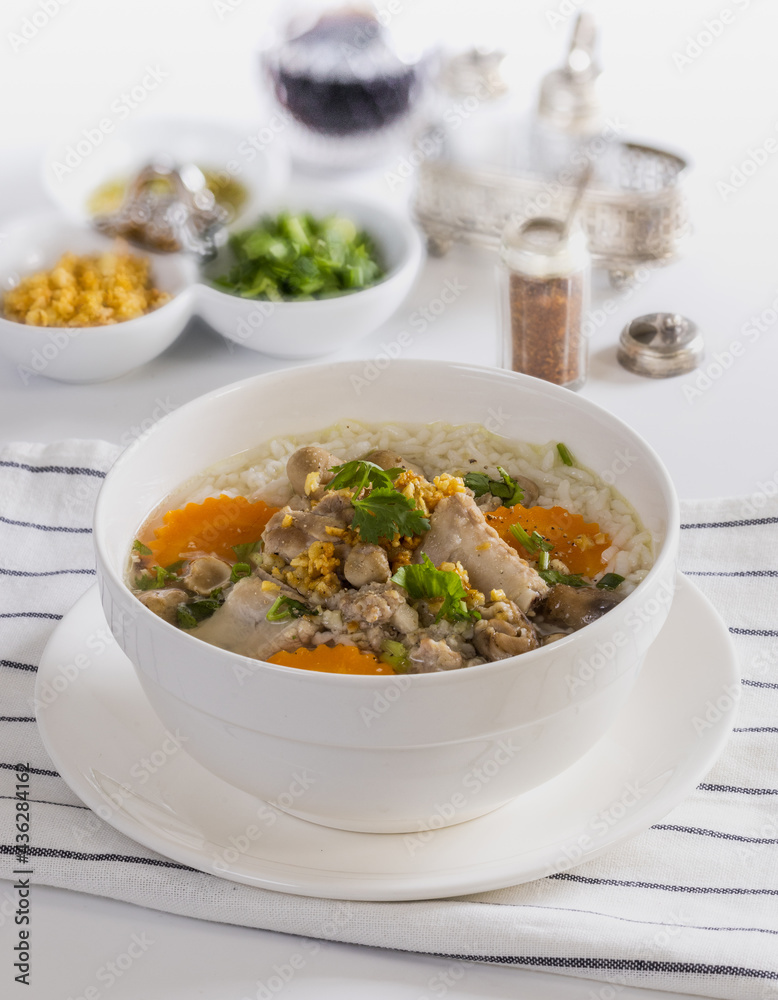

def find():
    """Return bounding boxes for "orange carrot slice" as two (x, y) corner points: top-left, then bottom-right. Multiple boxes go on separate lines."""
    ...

(486, 504), (612, 578)
(268, 645), (395, 675)
(144, 495), (279, 566)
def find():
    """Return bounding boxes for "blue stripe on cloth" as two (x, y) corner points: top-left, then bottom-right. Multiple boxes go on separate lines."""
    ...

(548, 872), (778, 895)
(0, 660), (37, 672)
(0, 612), (62, 621)
(0, 461), (105, 477)
(0, 515), (91, 534)
(438, 953), (778, 979)
(681, 517), (778, 529)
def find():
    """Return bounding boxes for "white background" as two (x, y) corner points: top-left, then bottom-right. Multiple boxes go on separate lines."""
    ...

(0, 0), (777, 496)
(0, 0), (776, 997)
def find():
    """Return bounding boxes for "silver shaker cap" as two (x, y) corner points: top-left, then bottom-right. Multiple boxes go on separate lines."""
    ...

(617, 312), (704, 378)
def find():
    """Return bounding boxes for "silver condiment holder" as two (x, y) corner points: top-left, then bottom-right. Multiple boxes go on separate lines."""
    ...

(617, 313), (704, 378)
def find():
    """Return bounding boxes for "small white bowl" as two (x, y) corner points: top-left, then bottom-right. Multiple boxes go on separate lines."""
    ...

(41, 115), (288, 229)
(0, 212), (197, 383)
(195, 192), (424, 359)
(94, 360), (679, 833)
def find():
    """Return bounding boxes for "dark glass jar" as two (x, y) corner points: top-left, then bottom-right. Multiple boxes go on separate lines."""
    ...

(261, 3), (429, 171)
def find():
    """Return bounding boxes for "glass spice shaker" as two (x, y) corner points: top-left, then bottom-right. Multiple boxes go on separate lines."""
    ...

(499, 215), (590, 390)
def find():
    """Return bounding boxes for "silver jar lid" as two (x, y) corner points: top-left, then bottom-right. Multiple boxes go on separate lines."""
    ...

(617, 313), (703, 378)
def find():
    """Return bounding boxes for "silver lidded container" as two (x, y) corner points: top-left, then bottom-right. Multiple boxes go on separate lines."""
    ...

(413, 15), (689, 283)
(500, 215), (590, 391)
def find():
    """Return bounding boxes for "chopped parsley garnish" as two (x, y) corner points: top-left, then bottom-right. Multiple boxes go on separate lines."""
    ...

(379, 639), (410, 673)
(392, 554), (481, 624)
(325, 461), (427, 544)
(557, 443), (575, 466)
(596, 573), (625, 591)
(232, 540), (262, 560)
(351, 488), (430, 544)
(266, 595), (319, 622)
(132, 539), (152, 556)
(464, 467), (525, 507)
(327, 460), (403, 495)
(176, 590), (225, 629)
(463, 472), (492, 497)
(539, 569), (587, 588)
(230, 562), (252, 583)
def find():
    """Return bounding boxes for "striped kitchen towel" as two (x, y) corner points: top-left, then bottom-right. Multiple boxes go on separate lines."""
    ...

(1, 440), (777, 1000)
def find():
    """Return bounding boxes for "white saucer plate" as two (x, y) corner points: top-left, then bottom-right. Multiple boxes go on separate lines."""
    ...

(36, 575), (738, 902)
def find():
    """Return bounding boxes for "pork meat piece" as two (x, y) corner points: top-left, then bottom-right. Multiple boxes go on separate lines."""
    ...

(138, 588), (187, 625)
(343, 543), (391, 587)
(330, 582), (405, 626)
(262, 501), (352, 562)
(410, 637), (464, 672)
(415, 493), (548, 612)
(193, 576), (319, 660)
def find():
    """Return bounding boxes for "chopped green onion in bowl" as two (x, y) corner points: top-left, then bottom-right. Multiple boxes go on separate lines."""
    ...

(208, 212), (385, 302)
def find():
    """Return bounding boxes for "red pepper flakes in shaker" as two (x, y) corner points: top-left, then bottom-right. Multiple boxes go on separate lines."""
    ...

(499, 216), (590, 390)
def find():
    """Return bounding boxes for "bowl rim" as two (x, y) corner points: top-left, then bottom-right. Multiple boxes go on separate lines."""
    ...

(0, 209), (197, 334)
(94, 359), (680, 687)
